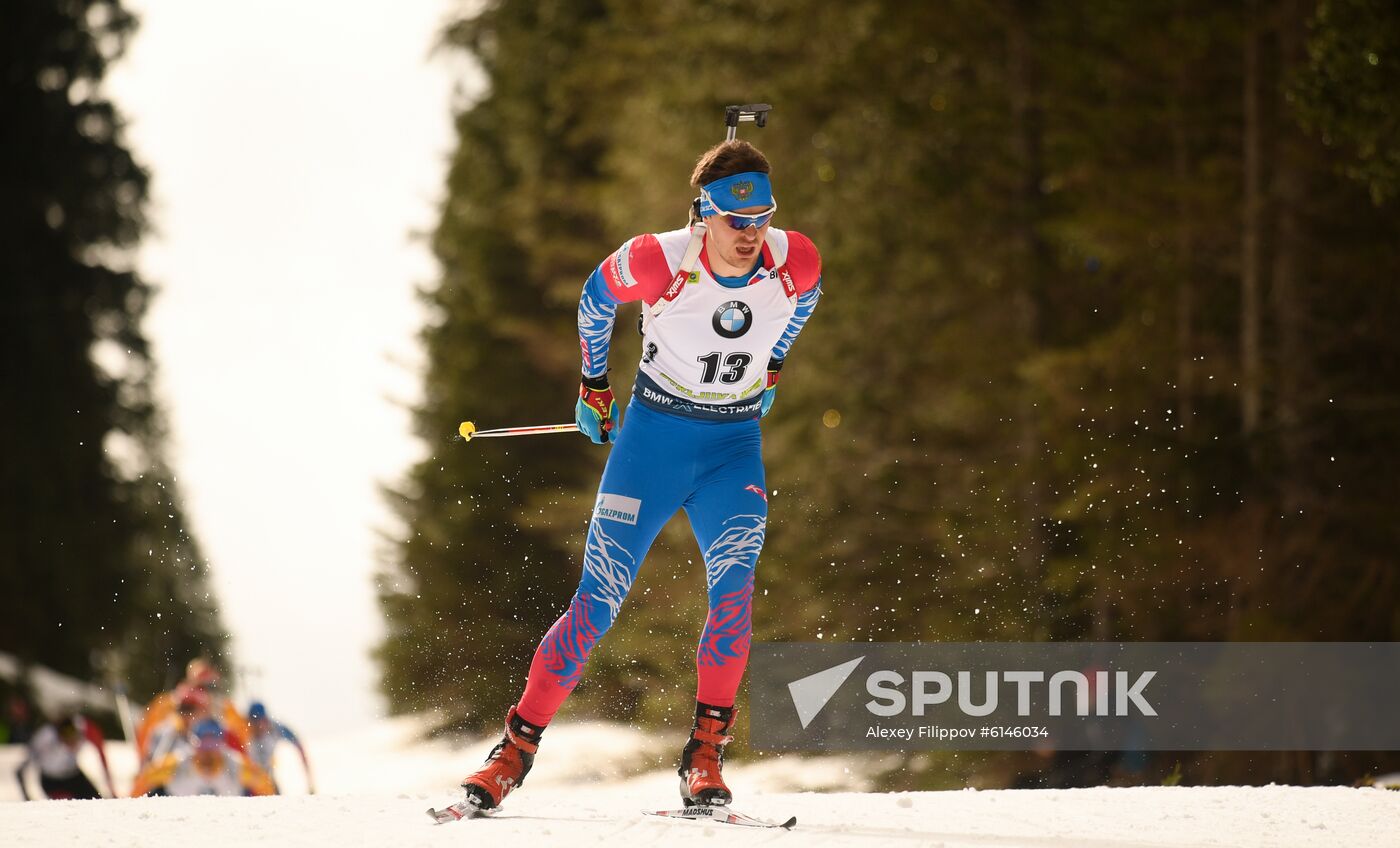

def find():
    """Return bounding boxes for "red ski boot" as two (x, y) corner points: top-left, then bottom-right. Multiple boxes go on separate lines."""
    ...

(460, 705), (544, 810)
(677, 702), (736, 807)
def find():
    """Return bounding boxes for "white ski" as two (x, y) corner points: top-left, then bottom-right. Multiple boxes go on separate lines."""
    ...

(426, 797), (494, 824)
(644, 805), (797, 829)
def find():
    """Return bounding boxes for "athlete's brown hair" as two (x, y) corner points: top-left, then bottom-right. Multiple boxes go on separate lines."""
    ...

(690, 140), (771, 188)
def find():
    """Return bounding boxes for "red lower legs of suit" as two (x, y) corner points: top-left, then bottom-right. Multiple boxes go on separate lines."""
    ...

(515, 585), (753, 727)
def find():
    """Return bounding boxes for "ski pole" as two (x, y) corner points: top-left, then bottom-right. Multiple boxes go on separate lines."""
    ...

(458, 421), (579, 442)
(114, 682), (136, 747)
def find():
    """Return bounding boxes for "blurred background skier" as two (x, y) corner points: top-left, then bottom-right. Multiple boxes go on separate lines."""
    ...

(136, 657), (248, 762)
(132, 718), (273, 797)
(245, 701), (315, 794)
(14, 713), (115, 800)
(140, 685), (215, 764)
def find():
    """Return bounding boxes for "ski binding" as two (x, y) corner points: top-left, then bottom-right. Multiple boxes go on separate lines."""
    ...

(426, 796), (494, 824)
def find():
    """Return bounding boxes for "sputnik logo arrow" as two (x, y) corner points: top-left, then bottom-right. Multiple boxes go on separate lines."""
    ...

(788, 656), (865, 729)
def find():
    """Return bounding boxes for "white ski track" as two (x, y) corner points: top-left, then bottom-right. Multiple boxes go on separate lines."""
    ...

(643, 804), (797, 829)
(9, 716), (1399, 845)
(5, 784), (1400, 847)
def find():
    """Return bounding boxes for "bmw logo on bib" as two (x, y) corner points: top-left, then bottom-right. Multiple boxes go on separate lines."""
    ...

(713, 301), (752, 339)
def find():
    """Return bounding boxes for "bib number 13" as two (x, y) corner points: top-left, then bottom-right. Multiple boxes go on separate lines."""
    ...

(697, 351), (751, 384)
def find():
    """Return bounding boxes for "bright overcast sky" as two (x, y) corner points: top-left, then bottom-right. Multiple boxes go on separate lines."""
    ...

(105, 0), (476, 734)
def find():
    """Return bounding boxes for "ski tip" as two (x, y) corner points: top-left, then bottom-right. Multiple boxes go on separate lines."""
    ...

(428, 798), (492, 824)
(779, 815), (797, 829)
(426, 804), (467, 824)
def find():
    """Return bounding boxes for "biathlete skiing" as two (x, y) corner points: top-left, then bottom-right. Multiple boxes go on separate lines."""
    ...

(453, 105), (821, 819)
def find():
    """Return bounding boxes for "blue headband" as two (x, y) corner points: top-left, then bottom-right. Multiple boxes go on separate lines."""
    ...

(698, 171), (774, 217)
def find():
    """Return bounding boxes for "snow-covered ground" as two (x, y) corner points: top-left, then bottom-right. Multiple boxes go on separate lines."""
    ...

(3, 784), (1398, 847)
(4, 715), (1398, 846)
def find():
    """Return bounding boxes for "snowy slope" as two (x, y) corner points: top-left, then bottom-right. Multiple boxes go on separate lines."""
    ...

(5, 714), (1397, 846)
(3, 784), (1398, 848)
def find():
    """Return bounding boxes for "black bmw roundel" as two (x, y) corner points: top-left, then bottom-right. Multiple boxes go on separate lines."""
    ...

(713, 301), (752, 338)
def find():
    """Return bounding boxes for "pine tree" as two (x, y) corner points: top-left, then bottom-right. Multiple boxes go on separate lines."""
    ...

(0, 0), (226, 699)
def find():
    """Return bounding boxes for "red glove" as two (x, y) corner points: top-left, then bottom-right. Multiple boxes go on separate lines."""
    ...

(576, 375), (620, 443)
